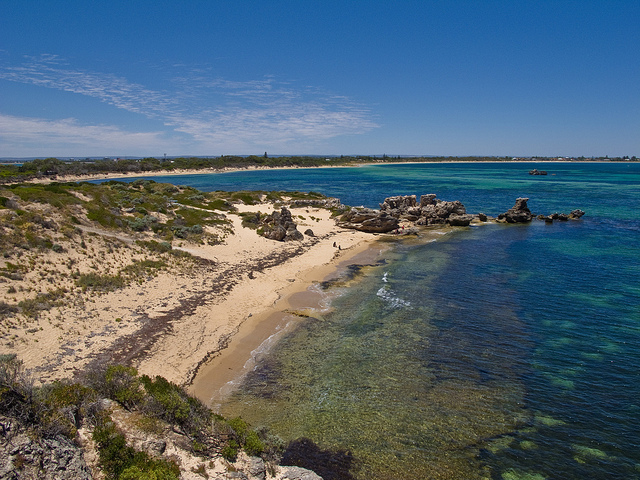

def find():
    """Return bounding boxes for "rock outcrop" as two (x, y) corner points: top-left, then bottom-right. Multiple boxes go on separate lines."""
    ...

(289, 197), (341, 209)
(338, 207), (399, 233)
(529, 169), (548, 175)
(447, 214), (475, 227)
(0, 420), (92, 480)
(340, 194), (583, 231)
(497, 197), (533, 223)
(260, 207), (304, 241)
(340, 194), (480, 232)
(498, 198), (586, 224)
(537, 209), (586, 223)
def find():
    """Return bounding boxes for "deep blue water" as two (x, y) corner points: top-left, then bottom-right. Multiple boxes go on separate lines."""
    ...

(109, 163), (640, 479)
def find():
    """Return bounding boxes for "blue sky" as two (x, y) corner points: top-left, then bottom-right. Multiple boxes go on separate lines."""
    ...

(1, 1), (638, 157)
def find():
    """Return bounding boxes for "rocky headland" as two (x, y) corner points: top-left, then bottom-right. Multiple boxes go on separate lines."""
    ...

(496, 197), (585, 224)
(338, 194), (585, 233)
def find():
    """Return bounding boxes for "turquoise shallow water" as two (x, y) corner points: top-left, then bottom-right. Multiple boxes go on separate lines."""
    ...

(111, 163), (640, 479)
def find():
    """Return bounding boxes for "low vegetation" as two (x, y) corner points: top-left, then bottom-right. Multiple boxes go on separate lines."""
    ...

(0, 355), (283, 479)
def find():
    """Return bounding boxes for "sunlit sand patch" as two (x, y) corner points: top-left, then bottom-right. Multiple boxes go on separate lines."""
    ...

(533, 414), (566, 427)
(600, 340), (622, 353)
(519, 440), (538, 450)
(572, 444), (610, 464)
(543, 373), (575, 390)
(485, 435), (515, 454)
(501, 469), (546, 480)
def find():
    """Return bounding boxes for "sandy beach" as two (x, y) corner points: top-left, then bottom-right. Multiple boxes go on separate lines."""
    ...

(0, 183), (378, 405)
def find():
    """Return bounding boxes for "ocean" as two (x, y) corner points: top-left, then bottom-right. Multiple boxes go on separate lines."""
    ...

(117, 162), (640, 479)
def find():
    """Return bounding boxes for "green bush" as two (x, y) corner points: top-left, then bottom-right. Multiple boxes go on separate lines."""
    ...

(238, 211), (263, 230)
(140, 375), (212, 437)
(229, 191), (260, 205)
(244, 430), (265, 456)
(0, 355), (38, 425)
(76, 273), (126, 292)
(18, 289), (67, 317)
(226, 417), (265, 457)
(140, 375), (191, 425)
(121, 260), (167, 279)
(221, 440), (240, 462)
(87, 365), (146, 410)
(0, 301), (18, 317)
(93, 419), (180, 480)
(37, 380), (96, 438)
(136, 240), (172, 253)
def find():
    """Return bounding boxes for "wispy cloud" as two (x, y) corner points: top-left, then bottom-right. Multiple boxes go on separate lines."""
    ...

(0, 54), (378, 153)
(0, 114), (173, 156)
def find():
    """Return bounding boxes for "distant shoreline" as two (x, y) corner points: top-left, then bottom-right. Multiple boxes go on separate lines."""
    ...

(21, 159), (637, 185)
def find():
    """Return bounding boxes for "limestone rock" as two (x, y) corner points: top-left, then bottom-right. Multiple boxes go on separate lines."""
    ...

(497, 198), (533, 223)
(277, 466), (324, 480)
(260, 207), (304, 241)
(289, 198), (341, 209)
(420, 194), (437, 206)
(0, 428), (92, 480)
(447, 214), (474, 226)
(338, 208), (399, 233)
(380, 195), (417, 211)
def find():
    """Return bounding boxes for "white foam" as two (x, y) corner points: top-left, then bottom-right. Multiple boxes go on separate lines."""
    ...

(377, 285), (411, 308)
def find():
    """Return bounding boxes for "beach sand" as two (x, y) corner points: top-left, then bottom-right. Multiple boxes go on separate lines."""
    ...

(1, 194), (377, 405)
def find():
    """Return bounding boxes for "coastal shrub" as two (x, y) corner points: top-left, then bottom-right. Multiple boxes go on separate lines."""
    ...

(121, 260), (167, 280)
(93, 412), (179, 480)
(171, 224), (205, 239)
(8, 184), (80, 208)
(0, 301), (18, 317)
(136, 239), (172, 253)
(105, 365), (145, 410)
(140, 375), (212, 437)
(127, 215), (158, 232)
(244, 430), (266, 456)
(140, 375), (191, 424)
(87, 206), (120, 228)
(85, 364), (145, 411)
(1, 356), (100, 439)
(172, 207), (218, 227)
(18, 288), (67, 317)
(36, 380), (96, 438)
(221, 440), (240, 462)
(230, 191), (260, 205)
(76, 273), (126, 292)
(207, 198), (233, 211)
(226, 417), (265, 457)
(265, 191), (283, 202)
(0, 354), (38, 425)
(238, 211), (263, 230)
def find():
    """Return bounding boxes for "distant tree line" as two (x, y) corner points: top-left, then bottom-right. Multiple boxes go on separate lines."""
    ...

(1, 155), (636, 183)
